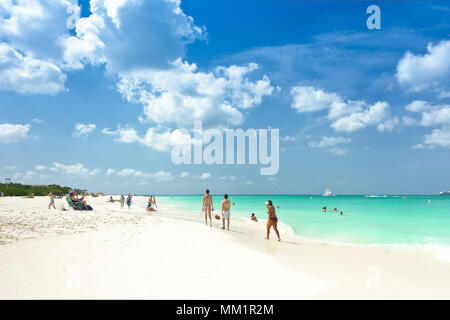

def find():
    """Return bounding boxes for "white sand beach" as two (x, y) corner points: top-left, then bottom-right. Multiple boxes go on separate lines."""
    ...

(0, 195), (449, 299)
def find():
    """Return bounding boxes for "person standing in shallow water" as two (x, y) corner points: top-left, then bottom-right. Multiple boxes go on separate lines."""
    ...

(265, 200), (280, 241)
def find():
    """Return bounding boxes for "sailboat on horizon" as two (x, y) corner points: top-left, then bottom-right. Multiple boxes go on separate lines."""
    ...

(322, 183), (334, 197)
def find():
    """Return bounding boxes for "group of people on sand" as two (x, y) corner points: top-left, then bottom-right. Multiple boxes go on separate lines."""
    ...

(48, 190), (91, 211)
(117, 193), (157, 212)
(202, 189), (281, 241)
(322, 206), (343, 216)
(117, 194), (132, 209)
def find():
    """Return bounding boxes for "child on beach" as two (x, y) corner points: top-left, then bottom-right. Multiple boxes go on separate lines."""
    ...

(251, 213), (258, 222)
(126, 193), (132, 209)
(265, 200), (281, 241)
(48, 192), (56, 210)
(221, 194), (231, 231)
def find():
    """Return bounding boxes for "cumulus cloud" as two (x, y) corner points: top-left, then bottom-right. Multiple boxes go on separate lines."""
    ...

(0, 44), (66, 94)
(308, 136), (351, 155)
(291, 86), (341, 113)
(0, 123), (30, 143)
(35, 165), (47, 171)
(117, 60), (273, 127)
(179, 171), (190, 178)
(106, 168), (115, 176)
(290, 86), (397, 133)
(422, 127), (450, 148)
(103, 125), (191, 152)
(0, 0), (79, 93)
(116, 168), (173, 181)
(23, 170), (36, 180)
(396, 40), (450, 93)
(405, 101), (450, 149)
(201, 172), (211, 180)
(73, 123), (96, 137)
(49, 162), (101, 178)
(331, 102), (397, 133)
(405, 101), (450, 127)
(308, 136), (351, 148)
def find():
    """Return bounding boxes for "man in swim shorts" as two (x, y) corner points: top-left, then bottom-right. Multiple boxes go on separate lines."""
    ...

(221, 194), (231, 231)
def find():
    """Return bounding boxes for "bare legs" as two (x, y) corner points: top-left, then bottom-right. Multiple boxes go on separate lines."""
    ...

(222, 218), (230, 231)
(204, 210), (212, 227)
(266, 221), (281, 241)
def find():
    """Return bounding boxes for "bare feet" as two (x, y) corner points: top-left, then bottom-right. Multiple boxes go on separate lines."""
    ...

(265, 237), (269, 240)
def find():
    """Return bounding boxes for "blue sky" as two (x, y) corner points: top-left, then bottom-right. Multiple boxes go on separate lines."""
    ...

(0, 0), (449, 195)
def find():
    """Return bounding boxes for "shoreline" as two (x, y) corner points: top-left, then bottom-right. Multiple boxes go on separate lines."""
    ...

(1, 196), (450, 299)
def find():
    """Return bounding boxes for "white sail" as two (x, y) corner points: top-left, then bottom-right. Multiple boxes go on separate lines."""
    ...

(323, 183), (333, 196)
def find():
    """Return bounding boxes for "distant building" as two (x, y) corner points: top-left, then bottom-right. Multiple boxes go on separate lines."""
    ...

(97, 192), (104, 197)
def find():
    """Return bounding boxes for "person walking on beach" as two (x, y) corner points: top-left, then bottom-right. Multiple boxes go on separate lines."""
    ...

(48, 192), (56, 210)
(120, 194), (125, 208)
(126, 193), (132, 209)
(152, 195), (157, 209)
(202, 189), (214, 227)
(265, 200), (280, 241)
(221, 194), (231, 231)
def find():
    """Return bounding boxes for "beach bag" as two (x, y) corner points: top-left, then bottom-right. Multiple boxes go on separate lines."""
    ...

(87, 205), (93, 211)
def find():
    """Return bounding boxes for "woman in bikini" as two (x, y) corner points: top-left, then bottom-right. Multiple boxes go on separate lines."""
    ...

(48, 192), (56, 210)
(265, 200), (280, 241)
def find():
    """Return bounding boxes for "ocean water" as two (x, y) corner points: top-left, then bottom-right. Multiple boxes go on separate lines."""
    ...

(158, 195), (450, 259)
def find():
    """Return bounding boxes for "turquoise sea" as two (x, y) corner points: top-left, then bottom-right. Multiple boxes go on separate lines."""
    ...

(158, 195), (450, 258)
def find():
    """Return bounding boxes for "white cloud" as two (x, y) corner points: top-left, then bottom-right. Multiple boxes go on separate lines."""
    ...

(116, 167), (173, 181)
(0, 0), (78, 94)
(0, 123), (30, 143)
(49, 162), (101, 178)
(308, 136), (351, 148)
(31, 118), (45, 124)
(290, 86), (396, 133)
(201, 172), (211, 180)
(117, 168), (137, 177)
(106, 168), (115, 176)
(179, 171), (190, 178)
(13, 172), (22, 180)
(291, 86), (341, 113)
(308, 136), (351, 155)
(23, 170), (36, 180)
(35, 165), (47, 171)
(118, 60), (273, 127)
(103, 125), (191, 152)
(329, 147), (347, 155)
(397, 40), (450, 93)
(405, 101), (450, 127)
(73, 123), (96, 137)
(245, 180), (253, 185)
(422, 127), (450, 148)
(3, 166), (16, 170)
(281, 135), (297, 142)
(331, 102), (396, 133)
